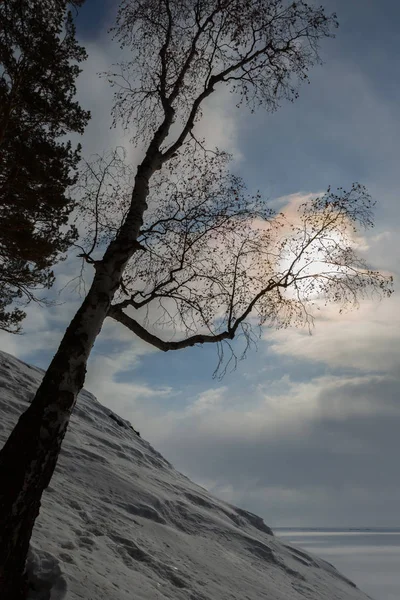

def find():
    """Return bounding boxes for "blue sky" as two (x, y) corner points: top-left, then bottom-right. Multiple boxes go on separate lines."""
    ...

(2, 0), (400, 527)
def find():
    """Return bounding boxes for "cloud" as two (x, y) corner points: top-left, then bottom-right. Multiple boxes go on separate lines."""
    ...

(75, 32), (241, 161)
(185, 387), (228, 416)
(84, 342), (174, 421)
(195, 89), (242, 158)
(130, 369), (400, 526)
(142, 371), (399, 447)
(254, 190), (399, 375)
(267, 296), (400, 373)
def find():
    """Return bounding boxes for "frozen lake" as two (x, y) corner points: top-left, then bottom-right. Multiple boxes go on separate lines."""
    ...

(274, 529), (400, 600)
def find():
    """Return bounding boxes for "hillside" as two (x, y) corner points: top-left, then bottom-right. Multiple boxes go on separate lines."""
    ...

(0, 351), (373, 600)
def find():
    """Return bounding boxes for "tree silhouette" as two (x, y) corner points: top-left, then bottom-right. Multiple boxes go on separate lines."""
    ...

(0, 0), (90, 332)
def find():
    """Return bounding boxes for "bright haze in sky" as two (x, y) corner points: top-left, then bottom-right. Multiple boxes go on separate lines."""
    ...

(1, 0), (400, 528)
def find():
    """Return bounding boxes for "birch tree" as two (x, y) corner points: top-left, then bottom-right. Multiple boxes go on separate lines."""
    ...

(0, 1), (391, 597)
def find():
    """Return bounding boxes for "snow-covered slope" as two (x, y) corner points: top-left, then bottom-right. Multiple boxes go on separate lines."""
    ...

(0, 351), (373, 600)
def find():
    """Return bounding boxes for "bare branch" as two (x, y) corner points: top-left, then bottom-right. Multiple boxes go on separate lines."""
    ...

(108, 0), (337, 147)
(108, 304), (235, 350)
(77, 5), (390, 376)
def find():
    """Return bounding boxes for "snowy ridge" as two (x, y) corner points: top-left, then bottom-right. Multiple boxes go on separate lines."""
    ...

(0, 351), (372, 600)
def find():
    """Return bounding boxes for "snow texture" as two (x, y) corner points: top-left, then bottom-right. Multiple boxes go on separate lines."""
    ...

(0, 350), (373, 600)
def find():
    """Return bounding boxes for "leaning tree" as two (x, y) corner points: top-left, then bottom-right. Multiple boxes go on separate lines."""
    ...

(0, 0), (90, 332)
(0, 0), (392, 597)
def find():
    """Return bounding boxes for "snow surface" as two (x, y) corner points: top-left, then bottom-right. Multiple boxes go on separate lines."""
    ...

(0, 350), (373, 600)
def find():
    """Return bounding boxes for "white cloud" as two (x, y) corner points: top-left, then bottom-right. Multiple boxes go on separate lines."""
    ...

(267, 296), (400, 372)
(85, 347), (174, 421)
(195, 89), (241, 158)
(73, 39), (135, 159)
(186, 387), (228, 416)
(135, 369), (397, 454)
(75, 33), (241, 161)
(130, 368), (400, 527)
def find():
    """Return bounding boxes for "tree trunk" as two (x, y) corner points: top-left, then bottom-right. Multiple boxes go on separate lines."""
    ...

(0, 157), (157, 597)
(0, 267), (116, 598)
